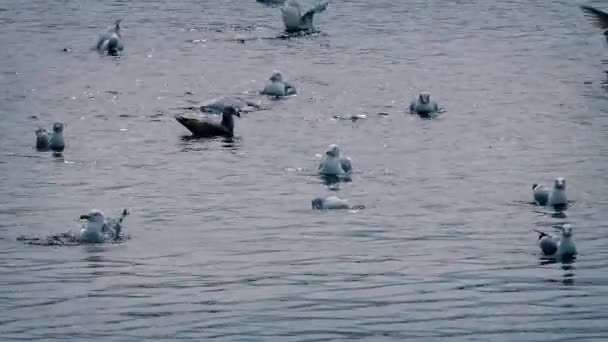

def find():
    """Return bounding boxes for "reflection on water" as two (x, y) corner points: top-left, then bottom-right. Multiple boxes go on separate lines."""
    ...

(179, 135), (241, 152)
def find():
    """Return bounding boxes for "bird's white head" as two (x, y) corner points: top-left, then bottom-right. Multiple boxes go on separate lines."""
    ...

(418, 92), (431, 104)
(80, 209), (105, 224)
(36, 128), (48, 137)
(311, 197), (324, 209)
(52, 122), (64, 133)
(269, 70), (283, 82)
(554, 177), (566, 190)
(561, 224), (573, 238)
(326, 144), (341, 157)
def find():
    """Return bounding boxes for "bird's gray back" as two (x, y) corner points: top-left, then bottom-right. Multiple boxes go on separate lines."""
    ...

(533, 187), (550, 205)
(539, 237), (558, 255)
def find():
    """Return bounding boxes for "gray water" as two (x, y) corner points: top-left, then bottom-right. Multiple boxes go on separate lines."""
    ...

(1, 0), (608, 340)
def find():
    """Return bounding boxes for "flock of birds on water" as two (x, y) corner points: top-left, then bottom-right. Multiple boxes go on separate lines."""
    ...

(17, 1), (608, 261)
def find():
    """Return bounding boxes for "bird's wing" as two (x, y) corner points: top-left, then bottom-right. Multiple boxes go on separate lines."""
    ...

(281, 5), (302, 28)
(284, 81), (297, 95)
(340, 157), (352, 174)
(581, 5), (608, 30)
(300, 1), (328, 25)
(532, 229), (550, 240)
(305, 1), (328, 16)
(539, 236), (559, 255)
(533, 186), (550, 205)
(176, 116), (228, 136)
(244, 100), (261, 109)
(96, 33), (111, 49)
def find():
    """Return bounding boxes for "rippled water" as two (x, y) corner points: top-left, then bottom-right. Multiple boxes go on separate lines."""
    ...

(2, 0), (608, 340)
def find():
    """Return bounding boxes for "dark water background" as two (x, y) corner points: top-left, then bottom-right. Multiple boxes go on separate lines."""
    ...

(1, 0), (608, 340)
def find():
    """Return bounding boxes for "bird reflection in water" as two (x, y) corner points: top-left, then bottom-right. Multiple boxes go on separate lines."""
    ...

(179, 135), (240, 152)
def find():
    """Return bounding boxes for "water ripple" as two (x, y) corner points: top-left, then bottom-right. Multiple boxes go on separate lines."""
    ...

(1, 0), (608, 341)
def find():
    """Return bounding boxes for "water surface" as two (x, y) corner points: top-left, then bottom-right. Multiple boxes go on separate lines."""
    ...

(1, 0), (608, 340)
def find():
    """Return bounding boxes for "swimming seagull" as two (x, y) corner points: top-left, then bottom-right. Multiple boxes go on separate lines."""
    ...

(318, 144), (353, 177)
(533, 224), (577, 258)
(409, 92), (440, 116)
(333, 114), (367, 121)
(260, 71), (297, 97)
(79, 209), (129, 243)
(96, 19), (124, 55)
(49, 122), (65, 153)
(35, 128), (50, 151)
(532, 177), (567, 209)
(175, 106), (241, 138)
(580, 5), (608, 43)
(199, 96), (261, 114)
(281, 0), (329, 33)
(311, 196), (365, 210)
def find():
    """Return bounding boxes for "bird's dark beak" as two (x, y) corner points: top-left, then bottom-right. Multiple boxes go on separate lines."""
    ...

(80, 214), (89, 220)
(233, 111), (240, 118)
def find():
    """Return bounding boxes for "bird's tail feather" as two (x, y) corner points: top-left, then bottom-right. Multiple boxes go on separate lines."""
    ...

(532, 229), (549, 239)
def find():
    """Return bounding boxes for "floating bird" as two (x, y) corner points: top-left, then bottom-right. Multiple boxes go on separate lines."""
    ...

(199, 96), (261, 114)
(409, 92), (440, 116)
(49, 122), (65, 153)
(261, 71), (297, 97)
(17, 209), (128, 246)
(533, 224), (577, 258)
(96, 19), (124, 55)
(175, 106), (241, 138)
(532, 177), (567, 209)
(79, 209), (128, 243)
(318, 144), (352, 177)
(580, 5), (608, 43)
(311, 196), (365, 210)
(35, 128), (50, 151)
(333, 114), (367, 121)
(281, 0), (328, 33)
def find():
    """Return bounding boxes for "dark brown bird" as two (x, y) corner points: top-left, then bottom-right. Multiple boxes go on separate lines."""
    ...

(175, 106), (240, 138)
(581, 5), (608, 42)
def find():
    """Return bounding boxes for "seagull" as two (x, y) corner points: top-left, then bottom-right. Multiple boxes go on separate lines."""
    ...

(311, 196), (365, 210)
(35, 128), (50, 151)
(49, 122), (65, 153)
(533, 224), (577, 258)
(581, 5), (608, 43)
(96, 19), (124, 55)
(409, 92), (440, 116)
(199, 96), (261, 114)
(175, 106), (241, 138)
(532, 177), (567, 209)
(260, 71), (297, 97)
(281, 0), (329, 33)
(79, 209), (128, 243)
(318, 144), (352, 177)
